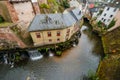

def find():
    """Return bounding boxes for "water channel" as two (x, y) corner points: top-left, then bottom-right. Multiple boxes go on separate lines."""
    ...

(0, 25), (104, 80)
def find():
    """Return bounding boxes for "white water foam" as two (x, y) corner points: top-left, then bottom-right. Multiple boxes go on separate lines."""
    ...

(28, 50), (43, 61)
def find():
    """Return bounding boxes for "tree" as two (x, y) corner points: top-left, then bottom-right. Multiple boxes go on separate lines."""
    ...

(60, 0), (70, 9)
(40, 3), (50, 9)
(48, 0), (57, 5)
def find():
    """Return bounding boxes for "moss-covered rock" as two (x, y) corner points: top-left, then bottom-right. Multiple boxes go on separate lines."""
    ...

(97, 54), (120, 80)
(102, 27), (120, 54)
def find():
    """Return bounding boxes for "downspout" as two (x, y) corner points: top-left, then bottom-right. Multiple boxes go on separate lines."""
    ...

(30, 0), (36, 15)
(41, 31), (45, 45)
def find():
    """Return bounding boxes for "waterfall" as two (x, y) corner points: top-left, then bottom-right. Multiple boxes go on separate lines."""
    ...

(3, 55), (8, 64)
(80, 26), (88, 32)
(73, 42), (77, 47)
(28, 50), (43, 61)
(49, 51), (54, 57)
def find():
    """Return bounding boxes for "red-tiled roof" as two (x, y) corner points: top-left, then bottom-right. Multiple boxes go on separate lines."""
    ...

(89, 4), (94, 8)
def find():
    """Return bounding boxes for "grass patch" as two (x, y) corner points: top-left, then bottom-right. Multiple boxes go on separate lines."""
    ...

(0, 22), (14, 27)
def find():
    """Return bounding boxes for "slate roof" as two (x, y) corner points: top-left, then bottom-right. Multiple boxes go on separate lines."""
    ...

(9, 0), (30, 2)
(28, 8), (83, 32)
(89, 7), (99, 13)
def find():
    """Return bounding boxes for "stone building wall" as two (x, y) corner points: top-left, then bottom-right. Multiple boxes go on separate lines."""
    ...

(13, 1), (35, 29)
(0, 1), (36, 30)
(32, 2), (40, 14)
(5, 1), (19, 23)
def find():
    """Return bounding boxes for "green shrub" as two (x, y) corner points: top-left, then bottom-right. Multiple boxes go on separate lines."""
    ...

(82, 70), (99, 80)
(56, 51), (62, 56)
(0, 15), (4, 23)
(40, 3), (50, 9)
(107, 20), (116, 29)
(48, 0), (58, 5)
(60, 0), (70, 9)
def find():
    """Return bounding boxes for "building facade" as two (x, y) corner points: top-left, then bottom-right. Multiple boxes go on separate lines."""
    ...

(97, 7), (119, 26)
(28, 8), (83, 46)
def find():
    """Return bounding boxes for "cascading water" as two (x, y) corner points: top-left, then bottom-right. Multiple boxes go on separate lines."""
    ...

(80, 26), (88, 32)
(72, 42), (77, 47)
(3, 55), (8, 64)
(28, 50), (43, 61)
(48, 51), (54, 57)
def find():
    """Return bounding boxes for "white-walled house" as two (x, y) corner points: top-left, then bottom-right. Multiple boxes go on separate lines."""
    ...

(97, 7), (119, 26)
(69, 0), (82, 10)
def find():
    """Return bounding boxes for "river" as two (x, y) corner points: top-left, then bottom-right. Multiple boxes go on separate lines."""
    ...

(0, 25), (103, 80)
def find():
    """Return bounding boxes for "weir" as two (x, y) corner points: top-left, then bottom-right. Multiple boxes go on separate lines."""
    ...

(28, 50), (43, 61)
(3, 55), (8, 64)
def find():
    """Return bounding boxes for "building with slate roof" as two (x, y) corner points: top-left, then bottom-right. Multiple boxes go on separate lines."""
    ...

(28, 8), (83, 46)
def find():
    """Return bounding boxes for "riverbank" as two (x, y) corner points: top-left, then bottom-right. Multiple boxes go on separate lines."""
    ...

(97, 54), (120, 80)
(93, 26), (120, 80)
(88, 17), (120, 80)
(96, 25), (120, 79)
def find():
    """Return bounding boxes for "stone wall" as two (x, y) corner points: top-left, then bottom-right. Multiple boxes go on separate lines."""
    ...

(13, 1), (35, 29)
(32, 2), (40, 14)
(0, 1), (35, 30)
(5, 1), (19, 23)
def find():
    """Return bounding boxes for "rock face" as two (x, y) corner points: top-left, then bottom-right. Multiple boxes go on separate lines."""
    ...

(0, 28), (26, 49)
